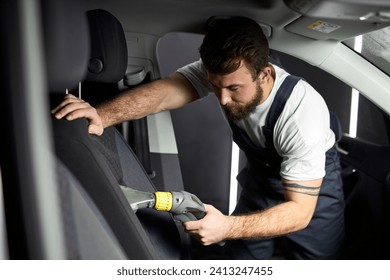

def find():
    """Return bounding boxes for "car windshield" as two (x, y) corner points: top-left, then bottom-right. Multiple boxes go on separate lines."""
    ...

(344, 26), (390, 76)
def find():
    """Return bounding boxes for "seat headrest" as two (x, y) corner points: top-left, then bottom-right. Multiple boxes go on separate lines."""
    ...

(42, 0), (89, 93)
(86, 9), (128, 83)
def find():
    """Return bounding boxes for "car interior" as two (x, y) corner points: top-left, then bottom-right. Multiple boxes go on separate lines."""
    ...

(1, 0), (390, 260)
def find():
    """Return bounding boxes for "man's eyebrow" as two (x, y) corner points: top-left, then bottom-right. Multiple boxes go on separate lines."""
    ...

(208, 80), (241, 89)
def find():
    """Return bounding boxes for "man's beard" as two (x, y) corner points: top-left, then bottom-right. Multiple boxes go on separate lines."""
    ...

(222, 81), (263, 122)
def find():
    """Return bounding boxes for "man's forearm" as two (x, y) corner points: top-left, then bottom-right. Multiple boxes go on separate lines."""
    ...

(225, 201), (310, 240)
(96, 73), (198, 128)
(97, 83), (165, 128)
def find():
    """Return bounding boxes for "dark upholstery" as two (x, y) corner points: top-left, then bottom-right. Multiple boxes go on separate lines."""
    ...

(81, 9), (129, 106)
(56, 160), (127, 259)
(42, 0), (89, 93)
(51, 113), (158, 259)
(78, 9), (186, 259)
(48, 6), (186, 259)
(86, 9), (128, 83)
(43, 1), (159, 259)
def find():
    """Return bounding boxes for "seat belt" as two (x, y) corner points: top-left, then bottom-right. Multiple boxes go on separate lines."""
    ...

(132, 118), (156, 178)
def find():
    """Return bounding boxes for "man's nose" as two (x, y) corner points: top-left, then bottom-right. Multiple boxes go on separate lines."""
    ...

(218, 89), (231, 106)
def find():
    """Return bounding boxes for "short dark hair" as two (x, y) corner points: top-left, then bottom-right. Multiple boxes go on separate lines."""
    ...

(199, 17), (269, 80)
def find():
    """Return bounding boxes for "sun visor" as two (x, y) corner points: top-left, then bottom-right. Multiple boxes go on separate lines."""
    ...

(284, 0), (390, 40)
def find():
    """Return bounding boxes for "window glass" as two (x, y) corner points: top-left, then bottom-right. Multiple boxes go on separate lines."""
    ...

(342, 26), (390, 145)
(344, 26), (390, 76)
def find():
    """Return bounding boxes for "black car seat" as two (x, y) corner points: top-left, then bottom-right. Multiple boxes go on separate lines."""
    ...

(40, 0), (137, 259)
(82, 9), (155, 180)
(43, 1), (159, 259)
(50, 8), (188, 259)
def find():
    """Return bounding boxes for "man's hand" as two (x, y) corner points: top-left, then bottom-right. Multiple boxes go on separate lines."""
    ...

(182, 204), (232, 246)
(51, 94), (104, 136)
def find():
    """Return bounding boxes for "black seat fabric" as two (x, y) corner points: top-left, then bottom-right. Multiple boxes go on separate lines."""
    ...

(56, 160), (127, 259)
(41, 0), (155, 259)
(43, 1), (159, 259)
(51, 114), (158, 259)
(42, 0), (89, 93)
(81, 9), (128, 106)
(50, 8), (186, 259)
(89, 120), (183, 259)
(86, 9), (128, 83)
(80, 9), (185, 259)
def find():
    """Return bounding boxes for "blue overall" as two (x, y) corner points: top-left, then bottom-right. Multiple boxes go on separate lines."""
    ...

(224, 76), (345, 259)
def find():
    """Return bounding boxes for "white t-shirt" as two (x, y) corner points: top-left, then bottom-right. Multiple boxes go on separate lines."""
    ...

(177, 60), (335, 181)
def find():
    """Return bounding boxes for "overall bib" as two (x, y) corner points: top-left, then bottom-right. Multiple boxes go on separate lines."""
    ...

(224, 76), (345, 259)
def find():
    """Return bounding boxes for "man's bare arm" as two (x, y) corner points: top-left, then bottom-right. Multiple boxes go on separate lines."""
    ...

(51, 72), (198, 135)
(227, 179), (321, 238)
(183, 178), (322, 245)
(97, 72), (199, 127)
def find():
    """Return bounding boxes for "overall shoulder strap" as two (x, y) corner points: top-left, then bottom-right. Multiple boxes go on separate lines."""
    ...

(266, 75), (301, 128)
(264, 75), (301, 149)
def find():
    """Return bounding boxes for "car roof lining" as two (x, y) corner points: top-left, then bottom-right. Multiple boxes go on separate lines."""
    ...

(83, 0), (297, 36)
(82, 0), (390, 64)
(84, 0), (390, 39)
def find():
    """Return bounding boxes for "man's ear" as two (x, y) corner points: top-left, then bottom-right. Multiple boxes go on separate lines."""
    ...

(261, 65), (275, 81)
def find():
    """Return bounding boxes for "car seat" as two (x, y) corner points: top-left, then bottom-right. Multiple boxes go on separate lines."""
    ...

(44, 1), (158, 259)
(41, 0), (142, 259)
(49, 7), (189, 259)
(82, 8), (155, 180)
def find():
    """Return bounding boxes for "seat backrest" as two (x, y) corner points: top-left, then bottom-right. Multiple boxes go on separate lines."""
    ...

(43, 1), (158, 259)
(51, 8), (188, 259)
(82, 9), (155, 176)
(51, 115), (159, 259)
(86, 9), (188, 259)
(55, 160), (127, 259)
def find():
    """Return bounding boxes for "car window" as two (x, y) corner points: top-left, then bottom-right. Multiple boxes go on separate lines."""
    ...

(344, 26), (390, 77)
(343, 26), (390, 145)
